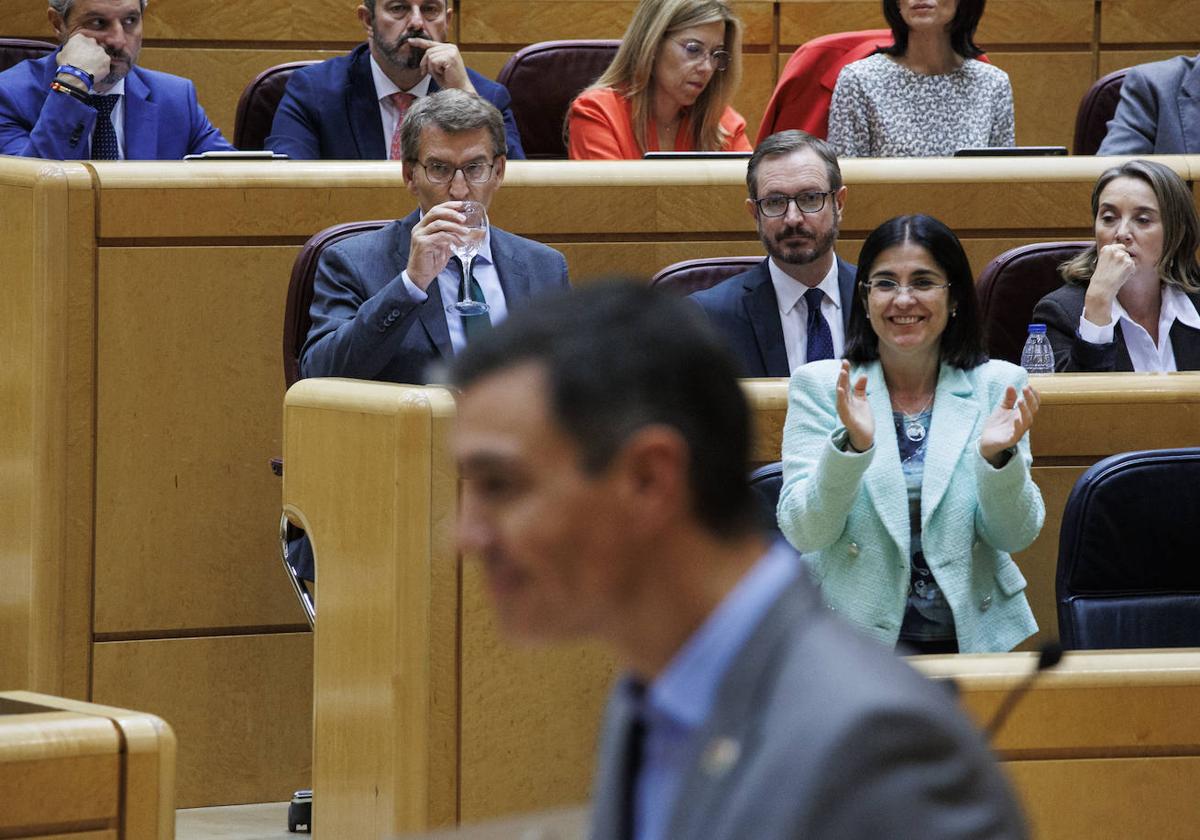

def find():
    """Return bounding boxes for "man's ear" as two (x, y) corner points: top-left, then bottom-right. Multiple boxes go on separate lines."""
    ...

(48, 7), (67, 38)
(745, 197), (760, 224)
(356, 4), (373, 37)
(833, 185), (848, 223)
(612, 425), (690, 531)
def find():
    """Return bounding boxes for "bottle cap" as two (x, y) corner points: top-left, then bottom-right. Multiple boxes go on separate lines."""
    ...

(1027, 324), (1047, 334)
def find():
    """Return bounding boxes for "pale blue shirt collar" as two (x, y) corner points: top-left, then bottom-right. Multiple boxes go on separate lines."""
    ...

(623, 540), (799, 840)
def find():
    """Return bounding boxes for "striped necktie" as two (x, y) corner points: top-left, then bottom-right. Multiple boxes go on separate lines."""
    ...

(454, 256), (492, 342)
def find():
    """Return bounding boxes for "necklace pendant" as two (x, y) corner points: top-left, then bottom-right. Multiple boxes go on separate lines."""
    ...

(905, 420), (927, 443)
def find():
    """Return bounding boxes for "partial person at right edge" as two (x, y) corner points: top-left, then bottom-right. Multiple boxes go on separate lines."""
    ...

(828, 0), (1013, 158)
(1032, 159), (1200, 371)
(1097, 52), (1200, 155)
(691, 131), (856, 376)
(265, 0), (525, 160)
(567, 0), (751, 159)
(0, 0), (232, 160)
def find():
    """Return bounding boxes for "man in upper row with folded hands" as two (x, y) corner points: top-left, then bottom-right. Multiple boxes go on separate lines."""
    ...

(0, 0), (232, 160)
(266, 0), (525, 160)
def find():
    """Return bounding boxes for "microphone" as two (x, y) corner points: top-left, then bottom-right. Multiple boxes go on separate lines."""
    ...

(984, 640), (1063, 741)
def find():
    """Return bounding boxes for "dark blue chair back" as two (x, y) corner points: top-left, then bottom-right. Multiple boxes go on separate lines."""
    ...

(1057, 447), (1200, 649)
(749, 461), (783, 538)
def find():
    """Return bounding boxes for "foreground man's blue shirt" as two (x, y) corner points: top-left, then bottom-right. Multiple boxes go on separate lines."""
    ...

(617, 540), (799, 840)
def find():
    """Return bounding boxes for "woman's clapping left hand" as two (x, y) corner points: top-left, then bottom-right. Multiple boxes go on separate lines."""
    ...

(978, 384), (1039, 466)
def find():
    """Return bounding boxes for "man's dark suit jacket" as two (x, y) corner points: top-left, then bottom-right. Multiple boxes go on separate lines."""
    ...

(1097, 53), (1200, 155)
(265, 43), (526, 160)
(689, 255), (858, 377)
(301, 210), (569, 385)
(590, 559), (1028, 840)
(1033, 283), (1200, 371)
(0, 52), (232, 159)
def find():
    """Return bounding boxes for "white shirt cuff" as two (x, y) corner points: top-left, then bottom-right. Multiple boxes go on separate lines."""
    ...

(1077, 313), (1114, 344)
(400, 270), (429, 303)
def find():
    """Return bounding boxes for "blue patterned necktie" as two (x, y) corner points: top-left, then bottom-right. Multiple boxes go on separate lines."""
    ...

(454, 256), (492, 342)
(87, 93), (120, 160)
(804, 287), (834, 362)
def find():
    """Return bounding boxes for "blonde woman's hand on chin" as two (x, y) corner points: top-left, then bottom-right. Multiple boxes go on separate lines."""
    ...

(1083, 243), (1137, 326)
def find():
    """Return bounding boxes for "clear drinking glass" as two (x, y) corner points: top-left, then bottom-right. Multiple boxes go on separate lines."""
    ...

(447, 201), (489, 317)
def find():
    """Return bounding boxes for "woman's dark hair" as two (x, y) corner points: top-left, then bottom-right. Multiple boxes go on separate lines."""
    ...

(845, 214), (988, 370)
(879, 0), (986, 60)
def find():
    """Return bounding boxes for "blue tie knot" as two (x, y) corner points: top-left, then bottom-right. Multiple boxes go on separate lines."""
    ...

(87, 93), (119, 115)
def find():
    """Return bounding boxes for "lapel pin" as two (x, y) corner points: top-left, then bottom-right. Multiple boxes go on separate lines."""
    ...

(701, 736), (741, 777)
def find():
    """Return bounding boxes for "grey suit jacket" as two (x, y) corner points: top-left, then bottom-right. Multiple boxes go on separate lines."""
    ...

(1097, 53), (1200, 155)
(589, 564), (1028, 840)
(300, 210), (569, 383)
(1032, 282), (1200, 371)
(688, 256), (857, 377)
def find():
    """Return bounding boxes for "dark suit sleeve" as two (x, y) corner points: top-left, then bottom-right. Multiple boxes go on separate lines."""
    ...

(184, 82), (234, 154)
(0, 82), (96, 159)
(1096, 66), (1159, 155)
(469, 70), (525, 160)
(799, 707), (1028, 840)
(300, 241), (428, 380)
(265, 71), (321, 159)
(1031, 292), (1119, 372)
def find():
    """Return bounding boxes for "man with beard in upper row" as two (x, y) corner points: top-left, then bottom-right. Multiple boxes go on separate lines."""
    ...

(0, 0), (232, 159)
(266, 0), (525, 160)
(691, 130), (856, 377)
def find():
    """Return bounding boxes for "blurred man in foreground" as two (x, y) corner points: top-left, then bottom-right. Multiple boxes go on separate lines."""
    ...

(449, 281), (1028, 840)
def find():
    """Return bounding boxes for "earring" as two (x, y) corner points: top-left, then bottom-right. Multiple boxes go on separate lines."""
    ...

(951, 309), (957, 318)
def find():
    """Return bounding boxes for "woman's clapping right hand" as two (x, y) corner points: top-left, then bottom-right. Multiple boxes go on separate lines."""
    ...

(836, 359), (873, 452)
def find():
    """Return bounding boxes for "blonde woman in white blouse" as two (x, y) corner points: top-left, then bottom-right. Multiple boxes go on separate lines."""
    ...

(828, 0), (1014, 158)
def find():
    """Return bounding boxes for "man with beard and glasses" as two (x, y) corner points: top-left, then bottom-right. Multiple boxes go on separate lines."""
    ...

(0, 0), (233, 159)
(691, 130), (856, 377)
(265, 0), (525, 160)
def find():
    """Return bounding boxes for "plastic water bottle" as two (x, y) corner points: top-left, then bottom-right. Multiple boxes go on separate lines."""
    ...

(1020, 324), (1055, 374)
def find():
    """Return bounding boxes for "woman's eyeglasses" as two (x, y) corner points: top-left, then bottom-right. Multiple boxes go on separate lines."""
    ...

(862, 278), (952, 297)
(672, 38), (731, 72)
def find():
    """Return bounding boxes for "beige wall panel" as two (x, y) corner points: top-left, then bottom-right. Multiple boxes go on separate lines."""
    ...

(143, 0), (363, 42)
(0, 4), (54, 38)
(778, 0), (884, 45)
(736, 52), (775, 140)
(1009, 757), (1200, 840)
(461, 50), (511, 85)
(1098, 49), (1187, 76)
(93, 246), (304, 633)
(139, 47), (348, 140)
(93, 170), (416, 239)
(459, 1), (773, 45)
(556, 240), (760, 283)
(0, 179), (37, 691)
(989, 52), (1094, 148)
(459, 560), (614, 821)
(1101, 0), (1200, 44)
(779, 0), (1092, 47)
(91, 632), (313, 808)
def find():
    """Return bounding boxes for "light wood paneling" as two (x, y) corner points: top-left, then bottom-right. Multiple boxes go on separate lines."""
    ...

(1098, 49), (1188, 76)
(778, 0), (1093, 46)
(92, 246), (305, 634)
(143, 0), (363, 42)
(1101, 0), (1200, 44)
(915, 650), (1200, 839)
(91, 633), (312, 809)
(990, 52), (1095, 148)
(459, 1), (775, 45)
(139, 47), (346, 140)
(284, 381), (615, 837)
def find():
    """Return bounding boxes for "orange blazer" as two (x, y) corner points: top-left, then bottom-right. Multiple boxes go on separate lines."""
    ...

(568, 86), (751, 159)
